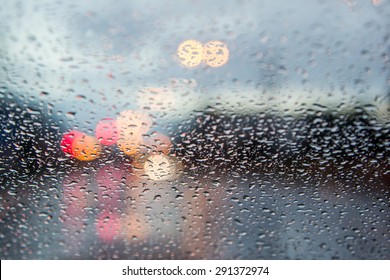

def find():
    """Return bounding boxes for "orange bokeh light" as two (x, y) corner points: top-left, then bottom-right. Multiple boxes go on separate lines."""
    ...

(72, 134), (102, 161)
(117, 135), (144, 156)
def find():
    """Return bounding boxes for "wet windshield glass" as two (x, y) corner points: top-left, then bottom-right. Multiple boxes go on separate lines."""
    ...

(0, 0), (389, 259)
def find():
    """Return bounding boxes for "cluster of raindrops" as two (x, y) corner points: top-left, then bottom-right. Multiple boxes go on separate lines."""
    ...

(61, 166), (148, 243)
(177, 40), (229, 68)
(60, 115), (184, 244)
(60, 110), (181, 181)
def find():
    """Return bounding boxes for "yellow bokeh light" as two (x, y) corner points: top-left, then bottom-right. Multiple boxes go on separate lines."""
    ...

(72, 134), (102, 161)
(203, 40), (229, 67)
(177, 40), (204, 67)
(116, 110), (152, 157)
(144, 154), (175, 181)
(116, 110), (153, 136)
(117, 135), (144, 156)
